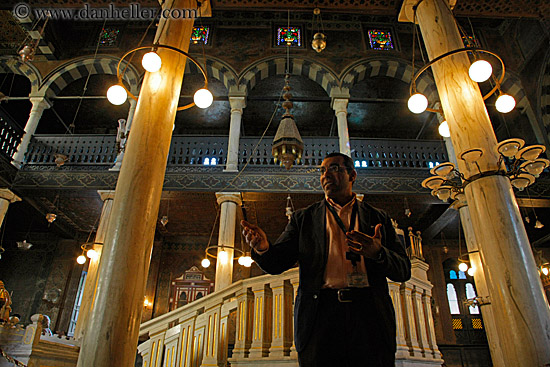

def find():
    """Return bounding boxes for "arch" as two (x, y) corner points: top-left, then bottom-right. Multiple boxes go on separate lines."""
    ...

(0, 56), (42, 92)
(238, 56), (339, 97)
(184, 55), (238, 94)
(340, 57), (439, 106)
(39, 55), (140, 98)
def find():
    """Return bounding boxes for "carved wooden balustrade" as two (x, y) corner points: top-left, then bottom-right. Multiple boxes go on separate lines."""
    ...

(138, 259), (443, 367)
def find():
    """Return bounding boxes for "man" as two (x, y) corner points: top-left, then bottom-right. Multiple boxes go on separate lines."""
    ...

(241, 152), (411, 367)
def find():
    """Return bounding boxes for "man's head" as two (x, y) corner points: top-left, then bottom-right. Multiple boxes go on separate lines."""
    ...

(320, 153), (357, 203)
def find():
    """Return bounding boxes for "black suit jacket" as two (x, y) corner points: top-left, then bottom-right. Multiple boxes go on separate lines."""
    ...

(252, 198), (411, 353)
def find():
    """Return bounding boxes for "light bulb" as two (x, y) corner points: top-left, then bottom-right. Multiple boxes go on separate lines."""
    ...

(107, 84), (128, 105)
(542, 267), (549, 276)
(458, 262), (469, 272)
(193, 88), (213, 109)
(201, 258), (210, 268)
(142, 51), (162, 72)
(469, 60), (492, 83)
(86, 248), (98, 260)
(438, 120), (450, 137)
(467, 267), (475, 276)
(218, 249), (229, 263)
(495, 94), (515, 113)
(241, 255), (253, 267)
(77, 254), (86, 264)
(238, 256), (245, 266)
(407, 93), (428, 114)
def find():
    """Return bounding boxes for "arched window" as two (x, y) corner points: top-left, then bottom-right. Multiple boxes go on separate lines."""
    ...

(458, 271), (467, 279)
(449, 270), (457, 279)
(446, 283), (460, 314)
(465, 283), (480, 314)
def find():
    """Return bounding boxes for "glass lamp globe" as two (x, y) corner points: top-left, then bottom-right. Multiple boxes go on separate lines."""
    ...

(193, 88), (213, 109)
(77, 254), (86, 264)
(495, 94), (516, 113)
(467, 267), (475, 276)
(86, 248), (98, 260)
(218, 248), (229, 263)
(458, 262), (469, 272)
(542, 267), (549, 276)
(142, 51), (162, 72)
(240, 255), (253, 267)
(469, 60), (492, 83)
(438, 121), (450, 137)
(201, 258), (211, 268)
(107, 85), (128, 105)
(407, 93), (428, 114)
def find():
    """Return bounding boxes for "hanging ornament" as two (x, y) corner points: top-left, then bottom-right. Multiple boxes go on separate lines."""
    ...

(45, 213), (57, 223)
(311, 8), (327, 53)
(18, 45), (35, 63)
(285, 195), (294, 221)
(272, 75), (304, 170)
(160, 215), (169, 226)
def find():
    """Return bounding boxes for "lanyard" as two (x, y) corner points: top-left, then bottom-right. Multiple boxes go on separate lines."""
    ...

(325, 199), (358, 235)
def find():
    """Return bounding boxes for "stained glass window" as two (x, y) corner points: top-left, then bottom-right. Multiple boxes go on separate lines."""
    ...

(191, 26), (210, 45)
(277, 27), (302, 47)
(99, 28), (120, 47)
(449, 270), (457, 279)
(368, 29), (394, 51)
(458, 270), (467, 279)
(462, 35), (478, 48)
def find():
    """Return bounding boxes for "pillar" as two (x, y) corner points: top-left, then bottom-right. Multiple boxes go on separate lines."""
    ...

(12, 96), (51, 168)
(332, 98), (351, 156)
(0, 188), (21, 226)
(110, 98), (137, 171)
(76, 1), (209, 365)
(225, 97), (246, 172)
(400, 0), (550, 365)
(268, 279), (293, 357)
(248, 283), (272, 358)
(73, 190), (115, 340)
(442, 129), (506, 366)
(214, 192), (241, 291)
(231, 288), (254, 358)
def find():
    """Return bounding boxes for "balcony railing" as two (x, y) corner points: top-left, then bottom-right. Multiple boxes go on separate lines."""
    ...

(0, 109), (24, 161)
(23, 135), (446, 171)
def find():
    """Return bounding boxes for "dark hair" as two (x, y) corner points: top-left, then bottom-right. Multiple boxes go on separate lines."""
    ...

(324, 152), (355, 173)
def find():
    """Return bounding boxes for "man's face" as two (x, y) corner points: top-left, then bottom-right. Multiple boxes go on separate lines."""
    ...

(320, 156), (356, 199)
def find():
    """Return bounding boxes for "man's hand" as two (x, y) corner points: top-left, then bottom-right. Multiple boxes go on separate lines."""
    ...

(346, 223), (383, 259)
(241, 220), (269, 253)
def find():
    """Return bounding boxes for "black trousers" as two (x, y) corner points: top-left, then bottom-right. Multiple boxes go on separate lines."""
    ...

(298, 288), (396, 367)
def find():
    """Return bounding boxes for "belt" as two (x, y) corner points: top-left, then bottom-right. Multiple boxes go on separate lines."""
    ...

(320, 287), (371, 303)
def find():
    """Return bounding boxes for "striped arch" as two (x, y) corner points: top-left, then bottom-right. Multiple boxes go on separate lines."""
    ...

(238, 56), (339, 96)
(184, 55), (238, 93)
(341, 58), (439, 106)
(39, 56), (140, 98)
(539, 49), (550, 141)
(0, 56), (42, 93)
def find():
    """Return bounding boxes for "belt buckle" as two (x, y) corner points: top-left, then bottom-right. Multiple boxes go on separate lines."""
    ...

(337, 289), (352, 303)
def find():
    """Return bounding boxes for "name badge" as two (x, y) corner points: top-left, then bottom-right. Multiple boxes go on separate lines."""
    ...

(347, 271), (369, 288)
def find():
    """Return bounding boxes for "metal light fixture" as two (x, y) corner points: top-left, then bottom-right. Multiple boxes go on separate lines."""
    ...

(18, 16), (50, 63)
(76, 242), (103, 264)
(107, 44), (213, 110)
(16, 240), (33, 250)
(272, 74), (304, 170)
(311, 8), (326, 53)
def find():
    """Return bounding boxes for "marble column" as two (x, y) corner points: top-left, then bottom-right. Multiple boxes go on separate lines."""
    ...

(73, 190), (115, 340)
(110, 98), (137, 171)
(400, 0), (550, 365)
(76, 1), (207, 365)
(332, 98), (351, 157)
(225, 97), (246, 172)
(214, 192), (241, 291)
(0, 188), (21, 226)
(12, 96), (52, 168)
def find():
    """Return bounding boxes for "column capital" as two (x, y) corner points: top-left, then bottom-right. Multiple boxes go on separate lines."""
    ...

(0, 188), (21, 203)
(28, 96), (52, 111)
(331, 98), (348, 113)
(216, 192), (242, 206)
(98, 190), (115, 202)
(229, 96), (247, 111)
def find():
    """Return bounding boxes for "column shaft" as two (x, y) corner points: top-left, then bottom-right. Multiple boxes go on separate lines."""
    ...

(215, 192), (241, 291)
(12, 97), (51, 167)
(332, 98), (351, 156)
(73, 190), (115, 340)
(225, 97), (246, 172)
(76, 1), (201, 365)
(400, 0), (550, 364)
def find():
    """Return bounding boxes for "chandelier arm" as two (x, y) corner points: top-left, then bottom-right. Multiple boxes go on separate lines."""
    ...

(115, 44), (210, 111)
(409, 47), (506, 102)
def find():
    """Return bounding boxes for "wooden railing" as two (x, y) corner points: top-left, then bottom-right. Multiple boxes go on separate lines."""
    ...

(138, 259), (443, 367)
(0, 109), (24, 162)
(23, 135), (446, 171)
